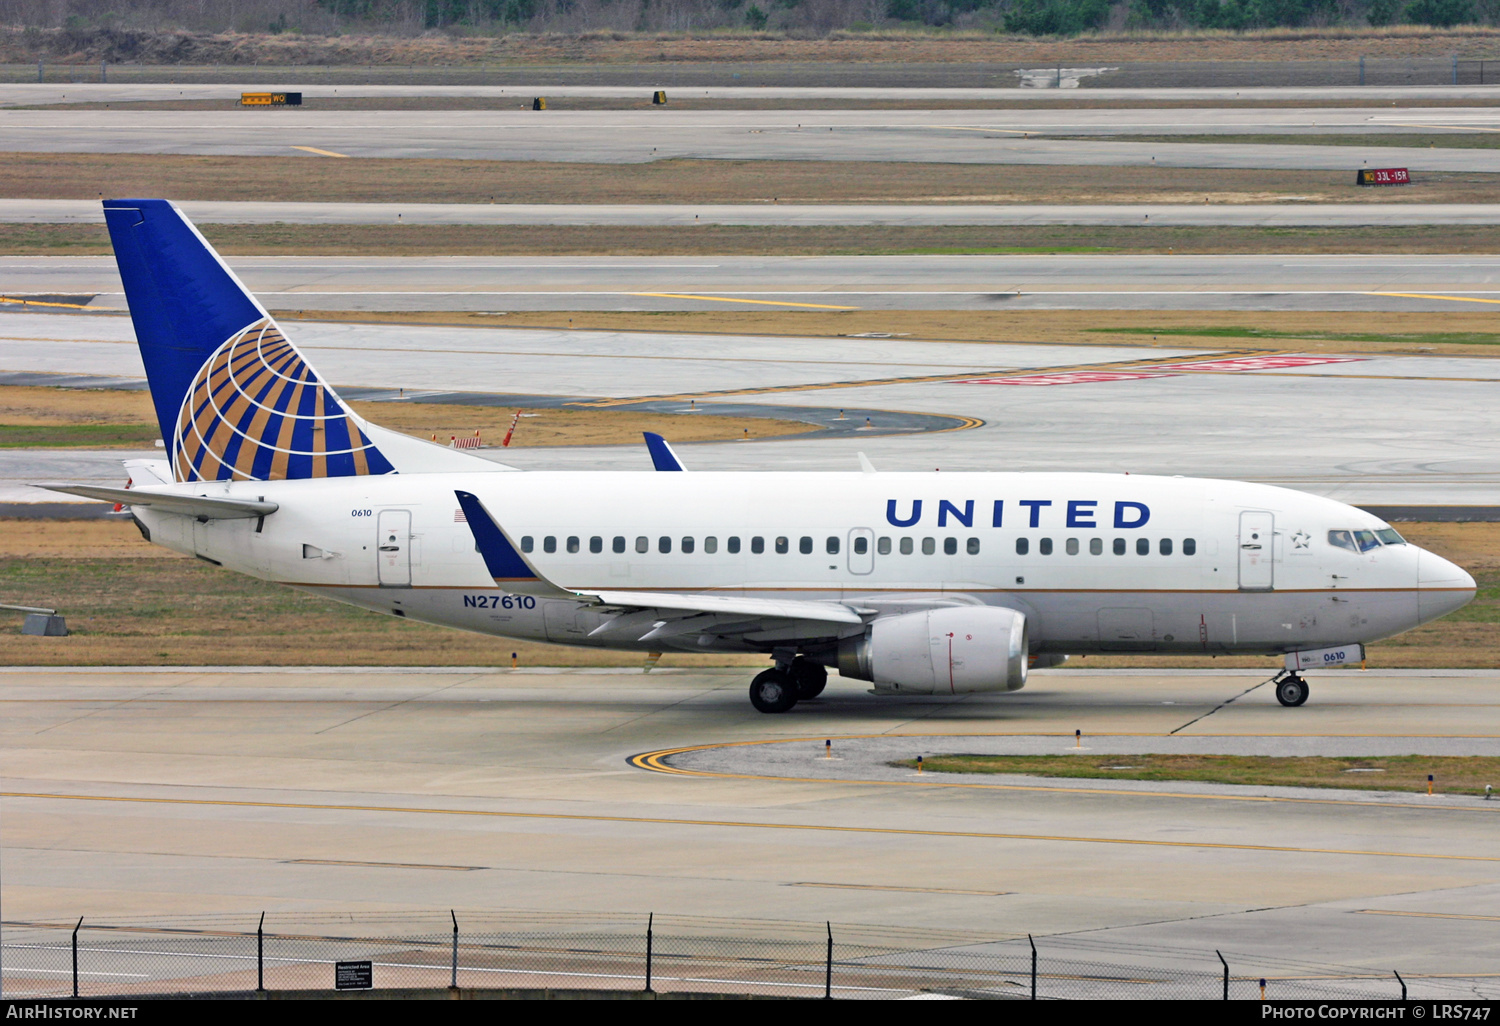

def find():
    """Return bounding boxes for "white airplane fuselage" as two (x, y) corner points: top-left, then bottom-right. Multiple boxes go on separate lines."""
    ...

(133, 469), (1474, 660)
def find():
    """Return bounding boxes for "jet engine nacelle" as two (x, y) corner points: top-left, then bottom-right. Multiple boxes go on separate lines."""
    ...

(838, 606), (1028, 695)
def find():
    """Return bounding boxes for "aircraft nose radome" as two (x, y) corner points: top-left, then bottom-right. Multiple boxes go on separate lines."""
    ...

(1417, 548), (1477, 622)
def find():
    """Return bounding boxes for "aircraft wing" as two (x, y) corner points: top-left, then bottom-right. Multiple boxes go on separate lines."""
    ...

(37, 483), (278, 521)
(455, 489), (867, 644)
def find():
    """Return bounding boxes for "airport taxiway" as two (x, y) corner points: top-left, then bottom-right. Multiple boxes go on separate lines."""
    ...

(8, 107), (1500, 170)
(4, 311), (1500, 506)
(13, 254), (1500, 312)
(1, 665), (1496, 989)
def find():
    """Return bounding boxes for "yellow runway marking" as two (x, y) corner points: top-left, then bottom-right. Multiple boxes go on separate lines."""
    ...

(1377, 123), (1500, 133)
(290, 146), (350, 158)
(1357, 909), (1500, 923)
(1369, 292), (1500, 306)
(628, 738), (1500, 816)
(7, 790), (1496, 863)
(631, 293), (859, 310)
(0, 296), (108, 311)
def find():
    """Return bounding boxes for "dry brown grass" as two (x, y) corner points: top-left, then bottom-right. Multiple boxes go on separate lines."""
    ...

(0, 385), (813, 449)
(302, 309), (1500, 358)
(0, 153), (1485, 206)
(0, 519), (1493, 668)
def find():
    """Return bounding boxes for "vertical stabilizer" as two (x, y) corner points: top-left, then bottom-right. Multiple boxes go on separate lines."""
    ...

(103, 198), (395, 482)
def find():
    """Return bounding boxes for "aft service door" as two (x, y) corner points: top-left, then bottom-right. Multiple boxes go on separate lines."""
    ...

(1238, 511), (1274, 591)
(377, 510), (411, 587)
(847, 528), (874, 575)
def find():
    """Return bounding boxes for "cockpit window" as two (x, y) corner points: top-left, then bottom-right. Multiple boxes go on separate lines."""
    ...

(1354, 530), (1381, 552)
(1376, 528), (1405, 546)
(1328, 530), (1357, 552)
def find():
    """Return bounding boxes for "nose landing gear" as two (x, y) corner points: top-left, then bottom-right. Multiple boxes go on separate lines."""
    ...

(1273, 671), (1310, 707)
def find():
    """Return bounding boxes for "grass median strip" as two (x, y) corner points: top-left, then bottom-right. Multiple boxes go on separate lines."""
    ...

(891, 754), (1500, 795)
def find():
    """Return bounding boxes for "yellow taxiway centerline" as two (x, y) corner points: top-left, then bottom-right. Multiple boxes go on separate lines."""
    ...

(630, 293), (859, 310)
(1368, 292), (1500, 305)
(290, 146), (350, 158)
(3, 790), (1496, 863)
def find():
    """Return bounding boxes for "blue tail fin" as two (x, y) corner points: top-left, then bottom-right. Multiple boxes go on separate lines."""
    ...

(103, 199), (393, 483)
(643, 432), (688, 471)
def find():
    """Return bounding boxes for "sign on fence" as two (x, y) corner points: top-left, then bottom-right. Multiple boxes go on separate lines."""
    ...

(1356, 167), (1410, 186)
(335, 959), (373, 990)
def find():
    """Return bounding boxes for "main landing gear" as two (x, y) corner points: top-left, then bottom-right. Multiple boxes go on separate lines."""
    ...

(1272, 671), (1310, 707)
(748, 657), (827, 713)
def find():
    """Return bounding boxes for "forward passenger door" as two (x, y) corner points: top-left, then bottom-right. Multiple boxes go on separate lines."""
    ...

(1238, 511), (1274, 591)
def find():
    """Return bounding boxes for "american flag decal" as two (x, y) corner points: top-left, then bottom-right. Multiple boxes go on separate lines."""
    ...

(454, 508), (467, 522)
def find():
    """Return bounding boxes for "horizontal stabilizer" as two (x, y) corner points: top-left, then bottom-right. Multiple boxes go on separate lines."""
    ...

(37, 483), (278, 520)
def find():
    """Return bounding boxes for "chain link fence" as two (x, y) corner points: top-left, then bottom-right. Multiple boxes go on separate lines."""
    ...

(1, 911), (1491, 1000)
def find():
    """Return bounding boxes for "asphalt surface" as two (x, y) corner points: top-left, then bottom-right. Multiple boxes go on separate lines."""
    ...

(17, 198), (1500, 227)
(8, 83), (1500, 105)
(10, 254), (1500, 313)
(8, 311), (1500, 506)
(1, 666), (1495, 993)
(8, 107), (1500, 170)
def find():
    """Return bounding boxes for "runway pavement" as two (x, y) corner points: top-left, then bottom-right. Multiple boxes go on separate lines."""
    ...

(8, 107), (1500, 169)
(16, 198), (1500, 227)
(5, 311), (1500, 505)
(11, 254), (1500, 313)
(1, 665), (1495, 991)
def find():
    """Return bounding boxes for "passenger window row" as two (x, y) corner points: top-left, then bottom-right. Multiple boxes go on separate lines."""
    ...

(518, 535), (985, 556)
(1014, 537), (1196, 557)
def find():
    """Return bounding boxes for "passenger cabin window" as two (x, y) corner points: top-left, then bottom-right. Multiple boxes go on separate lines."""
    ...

(728, 536), (742, 554)
(1065, 538), (1079, 556)
(799, 536), (813, 555)
(1090, 538), (1103, 555)
(775, 537), (790, 554)
(1160, 538), (1173, 556)
(543, 536), (557, 554)
(751, 537), (765, 554)
(1040, 538), (1053, 556)
(1113, 538), (1126, 556)
(1016, 538), (1028, 555)
(613, 536), (626, 554)
(682, 536), (695, 554)
(635, 536), (649, 554)
(590, 536), (603, 554)
(853, 537), (869, 555)
(1354, 530), (1381, 552)
(521, 536), (534, 553)
(566, 536), (579, 554)
(922, 537), (936, 555)
(659, 536), (672, 554)
(1376, 528), (1405, 545)
(1136, 538), (1149, 556)
(967, 538), (981, 555)
(878, 537), (892, 555)
(944, 537), (958, 555)
(826, 536), (840, 555)
(900, 537), (914, 555)
(1183, 538), (1197, 556)
(705, 537), (718, 554)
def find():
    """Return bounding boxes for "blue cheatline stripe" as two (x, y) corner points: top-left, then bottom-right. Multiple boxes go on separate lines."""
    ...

(454, 491), (538, 583)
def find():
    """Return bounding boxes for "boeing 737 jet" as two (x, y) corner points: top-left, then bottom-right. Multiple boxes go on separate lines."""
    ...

(44, 200), (1477, 712)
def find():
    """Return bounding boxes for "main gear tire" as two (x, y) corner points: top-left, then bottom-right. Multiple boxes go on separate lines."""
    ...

(749, 669), (799, 713)
(790, 658), (828, 700)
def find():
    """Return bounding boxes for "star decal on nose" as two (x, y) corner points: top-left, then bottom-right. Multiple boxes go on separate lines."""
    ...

(1291, 530), (1311, 549)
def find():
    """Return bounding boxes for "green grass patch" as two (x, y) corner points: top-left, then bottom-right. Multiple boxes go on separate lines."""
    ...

(1088, 326), (1500, 346)
(0, 424), (160, 448)
(893, 754), (1498, 795)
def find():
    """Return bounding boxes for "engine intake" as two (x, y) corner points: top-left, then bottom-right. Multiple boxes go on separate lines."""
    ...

(839, 606), (1028, 694)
